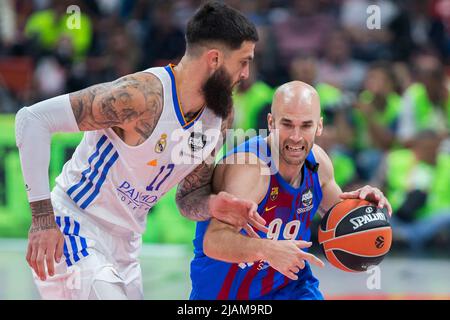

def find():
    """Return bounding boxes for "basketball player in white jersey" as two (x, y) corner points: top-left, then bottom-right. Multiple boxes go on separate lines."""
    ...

(15, 1), (266, 299)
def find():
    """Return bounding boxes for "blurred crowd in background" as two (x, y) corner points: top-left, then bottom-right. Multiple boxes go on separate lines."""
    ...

(0, 0), (449, 254)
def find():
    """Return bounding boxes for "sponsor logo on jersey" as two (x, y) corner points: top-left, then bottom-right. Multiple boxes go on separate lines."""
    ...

(116, 181), (158, 211)
(155, 134), (167, 153)
(270, 187), (279, 201)
(188, 132), (207, 152)
(238, 260), (269, 271)
(350, 211), (386, 230)
(297, 188), (314, 214)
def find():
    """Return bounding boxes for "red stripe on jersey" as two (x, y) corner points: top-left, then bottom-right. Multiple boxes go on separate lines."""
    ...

(236, 264), (260, 300)
(257, 177), (280, 297)
(217, 264), (240, 300)
(282, 275), (290, 289)
(258, 176), (297, 297)
(305, 173), (315, 230)
(261, 267), (276, 297)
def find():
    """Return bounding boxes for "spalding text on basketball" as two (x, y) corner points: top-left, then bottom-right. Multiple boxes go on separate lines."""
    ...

(349, 211), (387, 230)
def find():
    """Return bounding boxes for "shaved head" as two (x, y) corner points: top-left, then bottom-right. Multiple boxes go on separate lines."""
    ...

(271, 81), (321, 119)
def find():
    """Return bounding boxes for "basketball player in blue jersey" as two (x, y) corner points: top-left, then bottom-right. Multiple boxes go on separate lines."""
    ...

(190, 81), (392, 300)
(14, 2), (267, 299)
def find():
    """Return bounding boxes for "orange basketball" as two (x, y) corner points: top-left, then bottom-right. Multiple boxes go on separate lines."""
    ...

(318, 199), (392, 272)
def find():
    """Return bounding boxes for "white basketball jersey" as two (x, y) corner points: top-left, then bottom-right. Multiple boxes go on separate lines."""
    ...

(55, 65), (223, 234)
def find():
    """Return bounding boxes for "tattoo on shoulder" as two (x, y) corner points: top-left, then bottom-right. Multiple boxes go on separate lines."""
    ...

(69, 73), (163, 143)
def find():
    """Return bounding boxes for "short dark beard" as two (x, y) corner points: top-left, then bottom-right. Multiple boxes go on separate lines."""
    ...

(202, 66), (234, 119)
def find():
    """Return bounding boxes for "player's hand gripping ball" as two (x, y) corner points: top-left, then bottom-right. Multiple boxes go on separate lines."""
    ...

(318, 199), (392, 272)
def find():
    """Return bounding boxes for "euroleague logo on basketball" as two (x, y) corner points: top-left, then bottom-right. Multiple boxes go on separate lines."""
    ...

(375, 236), (385, 249)
(349, 207), (387, 230)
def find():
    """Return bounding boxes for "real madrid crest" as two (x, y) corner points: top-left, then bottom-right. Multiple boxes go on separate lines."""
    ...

(155, 133), (167, 153)
(270, 187), (279, 201)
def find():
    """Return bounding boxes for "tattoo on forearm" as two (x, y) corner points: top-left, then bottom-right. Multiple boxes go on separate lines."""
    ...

(30, 199), (57, 233)
(176, 161), (214, 221)
(69, 73), (163, 146)
(176, 184), (212, 221)
(175, 110), (235, 221)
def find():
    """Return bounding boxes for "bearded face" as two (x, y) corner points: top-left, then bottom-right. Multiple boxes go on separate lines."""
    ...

(202, 65), (240, 119)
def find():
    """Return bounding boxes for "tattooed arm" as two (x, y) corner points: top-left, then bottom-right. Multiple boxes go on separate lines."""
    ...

(16, 72), (163, 280)
(70, 72), (163, 145)
(175, 110), (233, 221)
(175, 110), (267, 231)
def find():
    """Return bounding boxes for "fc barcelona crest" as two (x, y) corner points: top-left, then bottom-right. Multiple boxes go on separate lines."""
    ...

(155, 133), (167, 153)
(270, 187), (279, 201)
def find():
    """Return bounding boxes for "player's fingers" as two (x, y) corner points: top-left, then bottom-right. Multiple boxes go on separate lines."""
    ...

(46, 245), (56, 277)
(26, 242), (33, 268)
(301, 252), (325, 268)
(243, 224), (260, 239)
(248, 203), (266, 225)
(339, 190), (360, 199)
(248, 217), (269, 233)
(36, 246), (46, 281)
(290, 266), (300, 274)
(284, 271), (298, 281)
(359, 188), (369, 200)
(55, 237), (64, 264)
(295, 241), (312, 249)
(29, 244), (38, 276)
(296, 258), (306, 270)
(377, 197), (385, 209)
(386, 201), (393, 217)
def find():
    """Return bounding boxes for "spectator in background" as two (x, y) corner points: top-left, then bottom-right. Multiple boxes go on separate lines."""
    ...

(318, 29), (367, 92)
(173, 0), (204, 32)
(0, 0), (16, 50)
(381, 130), (450, 253)
(141, 1), (185, 68)
(350, 61), (402, 181)
(24, 0), (93, 61)
(232, 62), (274, 132)
(33, 55), (67, 100)
(391, 61), (413, 94)
(271, 0), (336, 69)
(340, 0), (398, 61)
(397, 54), (449, 146)
(389, 0), (449, 61)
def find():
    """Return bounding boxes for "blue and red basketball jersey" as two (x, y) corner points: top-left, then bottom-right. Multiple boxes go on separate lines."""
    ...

(190, 136), (324, 300)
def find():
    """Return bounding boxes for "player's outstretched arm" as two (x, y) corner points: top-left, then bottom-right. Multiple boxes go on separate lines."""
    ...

(15, 72), (163, 281)
(175, 111), (267, 232)
(203, 160), (324, 280)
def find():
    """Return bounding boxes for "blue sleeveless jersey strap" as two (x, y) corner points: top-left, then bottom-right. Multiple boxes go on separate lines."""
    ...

(222, 136), (271, 165)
